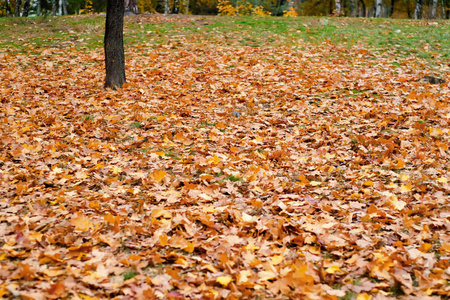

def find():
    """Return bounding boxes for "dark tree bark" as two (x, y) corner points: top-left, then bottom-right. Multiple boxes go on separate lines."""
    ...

(22, 0), (31, 16)
(104, 0), (126, 89)
(389, 0), (395, 17)
(359, 0), (366, 16)
(15, 0), (22, 16)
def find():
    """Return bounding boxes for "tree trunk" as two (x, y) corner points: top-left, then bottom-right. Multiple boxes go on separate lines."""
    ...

(124, 0), (139, 14)
(164, 0), (170, 14)
(414, 0), (422, 19)
(350, 0), (357, 17)
(104, 0), (126, 90)
(375, 0), (381, 17)
(441, 0), (445, 18)
(51, 0), (56, 15)
(37, 0), (41, 15)
(15, 0), (22, 16)
(22, 0), (31, 16)
(184, 0), (189, 14)
(359, 0), (366, 17)
(62, 0), (67, 15)
(335, 0), (341, 14)
(389, 0), (395, 17)
(431, 0), (438, 18)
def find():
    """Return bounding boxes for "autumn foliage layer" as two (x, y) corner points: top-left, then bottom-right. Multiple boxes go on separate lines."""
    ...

(0, 15), (449, 299)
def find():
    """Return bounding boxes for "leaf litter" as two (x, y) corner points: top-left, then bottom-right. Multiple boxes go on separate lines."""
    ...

(0, 15), (449, 299)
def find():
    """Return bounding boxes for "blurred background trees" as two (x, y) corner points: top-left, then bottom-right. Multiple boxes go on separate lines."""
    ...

(1, 0), (449, 18)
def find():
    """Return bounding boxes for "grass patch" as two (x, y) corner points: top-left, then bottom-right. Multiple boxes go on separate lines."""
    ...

(123, 270), (139, 280)
(1, 14), (449, 63)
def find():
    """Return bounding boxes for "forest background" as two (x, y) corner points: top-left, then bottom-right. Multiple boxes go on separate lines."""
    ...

(2, 0), (450, 19)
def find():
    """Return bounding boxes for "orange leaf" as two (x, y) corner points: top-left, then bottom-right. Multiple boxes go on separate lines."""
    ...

(216, 275), (233, 287)
(70, 215), (93, 232)
(150, 170), (166, 183)
(184, 242), (195, 253)
(159, 234), (168, 246)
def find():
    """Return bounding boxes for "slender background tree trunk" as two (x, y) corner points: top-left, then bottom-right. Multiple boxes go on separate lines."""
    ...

(124, 0), (139, 14)
(335, 0), (341, 14)
(164, 0), (170, 14)
(375, 0), (381, 17)
(431, 0), (438, 18)
(22, 0), (30, 16)
(51, 0), (56, 15)
(414, 0), (422, 19)
(104, 0), (126, 89)
(37, 0), (41, 15)
(350, 0), (357, 17)
(15, 0), (22, 16)
(389, 0), (395, 17)
(359, 0), (366, 17)
(184, 0), (189, 14)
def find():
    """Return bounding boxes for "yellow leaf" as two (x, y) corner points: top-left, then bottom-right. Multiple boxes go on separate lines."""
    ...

(308, 246), (321, 255)
(441, 242), (450, 252)
(429, 127), (442, 137)
(156, 151), (165, 157)
(237, 270), (252, 284)
(437, 177), (449, 184)
(399, 174), (410, 181)
(204, 264), (218, 273)
(111, 167), (122, 174)
(258, 271), (277, 281)
(391, 159), (405, 169)
(390, 198), (406, 210)
(150, 170), (166, 183)
(400, 184), (412, 193)
(363, 181), (374, 187)
(92, 162), (104, 170)
(209, 154), (221, 165)
(184, 242), (195, 253)
(356, 293), (372, 300)
(418, 243), (431, 253)
(70, 215), (93, 232)
(270, 254), (284, 265)
(202, 206), (216, 213)
(243, 243), (259, 251)
(175, 257), (188, 266)
(157, 116), (166, 122)
(216, 275), (233, 287)
(324, 153), (335, 159)
(297, 174), (309, 185)
(325, 265), (342, 274)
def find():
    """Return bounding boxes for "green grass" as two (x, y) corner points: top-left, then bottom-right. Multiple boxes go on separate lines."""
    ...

(1, 14), (449, 62)
(122, 270), (139, 280)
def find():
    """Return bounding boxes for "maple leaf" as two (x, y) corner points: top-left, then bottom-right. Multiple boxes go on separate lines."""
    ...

(70, 215), (94, 232)
(216, 275), (233, 287)
(268, 277), (291, 295)
(150, 170), (166, 183)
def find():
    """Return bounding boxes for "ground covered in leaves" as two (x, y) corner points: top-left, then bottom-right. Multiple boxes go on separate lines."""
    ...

(0, 15), (449, 299)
